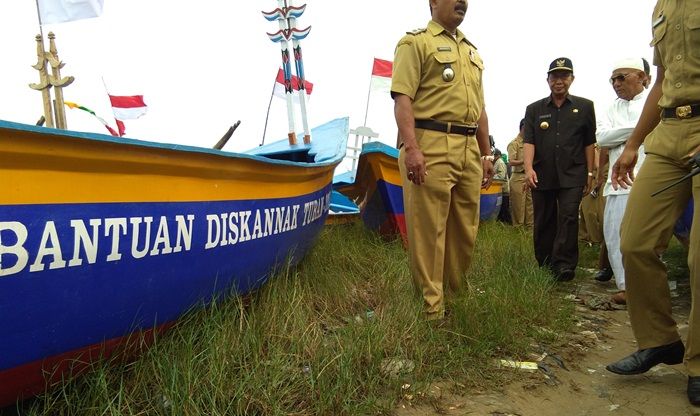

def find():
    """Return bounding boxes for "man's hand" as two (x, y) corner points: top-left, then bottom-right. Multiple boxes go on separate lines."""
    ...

(583, 175), (594, 195)
(481, 159), (494, 189)
(404, 146), (427, 185)
(611, 147), (639, 190)
(525, 168), (538, 189)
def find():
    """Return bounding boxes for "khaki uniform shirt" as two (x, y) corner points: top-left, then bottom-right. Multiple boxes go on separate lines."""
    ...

(391, 20), (485, 126)
(507, 135), (525, 174)
(652, 0), (700, 108)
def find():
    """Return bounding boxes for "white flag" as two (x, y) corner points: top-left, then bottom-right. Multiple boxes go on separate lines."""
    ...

(38, 0), (104, 25)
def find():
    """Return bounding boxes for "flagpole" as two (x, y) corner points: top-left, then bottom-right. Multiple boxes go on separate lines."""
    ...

(362, 62), (373, 127)
(34, 0), (45, 40)
(261, 72), (278, 146)
(99, 77), (122, 136)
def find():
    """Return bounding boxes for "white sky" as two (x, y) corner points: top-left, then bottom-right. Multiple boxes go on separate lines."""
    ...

(2, 0), (656, 174)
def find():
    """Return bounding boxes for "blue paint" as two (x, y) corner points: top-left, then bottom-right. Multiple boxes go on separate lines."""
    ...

(0, 187), (330, 371)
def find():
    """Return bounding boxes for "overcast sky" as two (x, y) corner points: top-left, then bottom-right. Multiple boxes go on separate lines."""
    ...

(2, 0), (656, 173)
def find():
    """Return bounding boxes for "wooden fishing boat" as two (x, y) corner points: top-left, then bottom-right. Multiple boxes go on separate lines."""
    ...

(334, 141), (501, 244)
(0, 116), (349, 406)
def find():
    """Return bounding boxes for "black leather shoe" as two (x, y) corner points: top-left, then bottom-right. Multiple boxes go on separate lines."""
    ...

(606, 340), (685, 375)
(594, 268), (614, 282)
(555, 269), (575, 282)
(688, 377), (700, 406)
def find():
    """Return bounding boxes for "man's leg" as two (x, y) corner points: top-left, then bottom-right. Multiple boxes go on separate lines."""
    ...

(621, 141), (693, 349)
(532, 189), (557, 269)
(444, 135), (482, 293)
(552, 186), (583, 273)
(525, 187), (535, 228)
(400, 132), (453, 319)
(603, 194), (628, 290)
(509, 174), (525, 226)
(686, 187), (700, 376)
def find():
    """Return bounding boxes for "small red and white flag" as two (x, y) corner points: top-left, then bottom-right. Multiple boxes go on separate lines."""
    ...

(272, 68), (313, 104)
(370, 58), (392, 92)
(37, 0), (104, 25)
(108, 94), (147, 136)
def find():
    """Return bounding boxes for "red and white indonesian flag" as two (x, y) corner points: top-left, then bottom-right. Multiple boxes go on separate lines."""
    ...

(109, 94), (147, 120)
(108, 94), (147, 137)
(370, 58), (393, 92)
(38, 0), (104, 25)
(272, 68), (313, 104)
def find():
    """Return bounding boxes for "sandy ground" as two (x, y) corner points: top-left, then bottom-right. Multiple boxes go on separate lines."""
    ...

(395, 267), (699, 416)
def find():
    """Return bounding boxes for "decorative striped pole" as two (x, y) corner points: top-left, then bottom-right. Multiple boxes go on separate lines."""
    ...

(263, 5), (297, 145)
(282, 0), (312, 144)
(262, 2), (312, 145)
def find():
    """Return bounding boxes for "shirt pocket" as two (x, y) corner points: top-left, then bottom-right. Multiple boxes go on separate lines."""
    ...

(468, 49), (484, 71)
(687, 12), (700, 58)
(432, 53), (458, 85)
(650, 12), (667, 47)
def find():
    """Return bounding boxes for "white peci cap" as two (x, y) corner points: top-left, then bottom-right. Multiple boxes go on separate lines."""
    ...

(612, 58), (645, 72)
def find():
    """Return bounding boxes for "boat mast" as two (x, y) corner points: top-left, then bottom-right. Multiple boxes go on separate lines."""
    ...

(283, 0), (312, 144)
(47, 33), (74, 129)
(29, 32), (74, 130)
(262, 1), (313, 145)
(29, 35), (54, 128)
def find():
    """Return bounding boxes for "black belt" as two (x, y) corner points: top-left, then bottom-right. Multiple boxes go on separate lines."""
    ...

(415, 120), (477, 136)
(661, 104), (700, 120)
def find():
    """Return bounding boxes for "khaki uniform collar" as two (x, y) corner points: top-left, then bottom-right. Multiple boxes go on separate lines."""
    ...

(427, 20), (465, 43)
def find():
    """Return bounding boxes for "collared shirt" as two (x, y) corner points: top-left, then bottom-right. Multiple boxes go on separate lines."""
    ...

(507, 134), (525, 173)
(652, 0), (700, 108)
(597, 91), (648, 196)
(391, 20), (485, 125)
(493, 158), (509, 193)
(523, 94), (596, 190)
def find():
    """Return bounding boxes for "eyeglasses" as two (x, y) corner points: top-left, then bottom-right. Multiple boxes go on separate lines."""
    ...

(609, 73), (632, 84)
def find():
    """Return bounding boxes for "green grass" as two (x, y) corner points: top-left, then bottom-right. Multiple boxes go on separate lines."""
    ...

(15, 221), (576, 416)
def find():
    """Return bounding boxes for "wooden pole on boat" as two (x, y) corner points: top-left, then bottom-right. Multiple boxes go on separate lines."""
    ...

(262, 7), (298, 145)
(29, 34), (54, 128)
(282, 0), (312, 144)
(46, 32), (74, 130)
(213, 120), (241, 150)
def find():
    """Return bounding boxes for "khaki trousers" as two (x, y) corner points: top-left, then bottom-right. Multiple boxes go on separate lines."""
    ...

(399, 129), (482, 318)
(579, 193), (606, 244)
(620, 117), (700, 374)
(509, 172), (533, 227)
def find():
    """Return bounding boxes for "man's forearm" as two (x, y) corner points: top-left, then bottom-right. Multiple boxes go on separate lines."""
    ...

(476, 109), (491, 156)
(585, 144), (595, 174)
(394, 94), (417, 150)
(524, 143), (534, 171)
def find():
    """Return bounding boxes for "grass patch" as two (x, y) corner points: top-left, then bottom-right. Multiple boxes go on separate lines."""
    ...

(16, 221), (575, 415)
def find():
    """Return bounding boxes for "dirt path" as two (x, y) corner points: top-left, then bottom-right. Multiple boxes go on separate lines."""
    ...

(396, 268), (699, 416)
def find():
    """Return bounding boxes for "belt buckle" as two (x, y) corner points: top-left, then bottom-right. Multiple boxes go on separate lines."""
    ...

(676, 105), (692, 119)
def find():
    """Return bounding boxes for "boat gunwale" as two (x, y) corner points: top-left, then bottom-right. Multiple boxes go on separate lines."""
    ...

(0, 118), (349, 168)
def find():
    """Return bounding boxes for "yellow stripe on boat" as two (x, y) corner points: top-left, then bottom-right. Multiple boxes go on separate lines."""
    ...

(2, 126), (333, 205)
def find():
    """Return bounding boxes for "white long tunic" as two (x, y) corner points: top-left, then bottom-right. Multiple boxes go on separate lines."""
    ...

(596, 90), (648, 197)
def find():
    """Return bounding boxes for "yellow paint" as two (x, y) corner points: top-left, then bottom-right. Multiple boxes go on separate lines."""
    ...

(1, 127), (334, 205)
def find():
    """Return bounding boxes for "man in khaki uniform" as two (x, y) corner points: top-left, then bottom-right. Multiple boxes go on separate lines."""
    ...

(391, 0), (493, 320)
(494, 148), (511, 223)
(606, 0), (700, 406)
(507, 119), (534, 227)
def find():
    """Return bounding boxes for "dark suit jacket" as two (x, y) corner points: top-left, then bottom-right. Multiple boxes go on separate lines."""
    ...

(523, 94), (596, 190)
